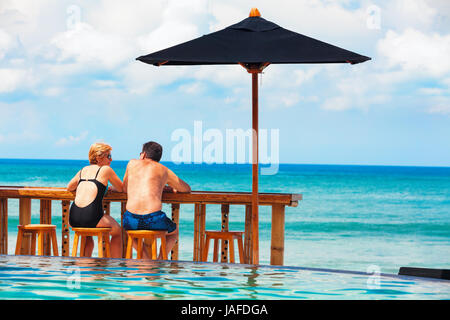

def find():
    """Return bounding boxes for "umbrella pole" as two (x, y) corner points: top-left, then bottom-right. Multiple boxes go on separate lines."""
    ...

(251, 72), (259, 265)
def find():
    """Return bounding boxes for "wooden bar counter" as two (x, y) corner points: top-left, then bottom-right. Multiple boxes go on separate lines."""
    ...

(0, 186), (302, 265)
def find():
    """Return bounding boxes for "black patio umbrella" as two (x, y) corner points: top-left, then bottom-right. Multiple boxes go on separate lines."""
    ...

(136, 8), (371, 264)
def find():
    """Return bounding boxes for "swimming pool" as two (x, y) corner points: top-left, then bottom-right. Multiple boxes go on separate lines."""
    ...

(0, 254), (449, 300)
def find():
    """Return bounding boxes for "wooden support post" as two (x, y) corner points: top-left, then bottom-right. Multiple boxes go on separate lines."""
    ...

(171, 203), (180, 260)
(199, 204), (206, 261)
(193, 203), (200, 261)
(0, 198), (7, 254)
(193, 203), (206, 261)
(61, 200), (70, 256)
(103, 201), (110, 216)
(102, 201), (110, 253)
(244, 204), (252, 264)
(251, 71), (260, 265)
(19, 198), (31, 255)
(270, 204), (285, 266)
(220, 204), (229, 262)
(121, 202), (127, 258)
(40, 199), (52, 255)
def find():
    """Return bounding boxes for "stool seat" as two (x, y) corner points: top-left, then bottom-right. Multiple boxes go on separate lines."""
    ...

(204, 231), (244, 238)
(15, 224), (58, 256)
(126, 230), (168, 260)
(71, 227), (111, 258)
(21, 224), (57, 230)
(72, 227), (113, 235)
(202, 231), (245, 264)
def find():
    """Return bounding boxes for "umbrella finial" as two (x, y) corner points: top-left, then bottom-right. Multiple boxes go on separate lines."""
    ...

(249, 8), (261, 17)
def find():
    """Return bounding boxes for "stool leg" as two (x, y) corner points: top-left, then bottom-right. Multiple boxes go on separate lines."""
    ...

(51, 230), (59, 256)
(202, 236), (211, 262)
(237, 236), (244, 264)
(72, 233), (79, 257)
(30, 231), (37, 256)
(97, 232), (104, 258)
(80, 236), (86, 257)
(160, 236), (167, 260)
(151, 237), (157, 259)
(143, 238), (151, 259)
(38, 231), (44, 255)
(228, 236), (235, 263)
(213, 239), (219, 262)
(126, 235), (133, 259)
(104, 234), (111, 258)
(136, 238), (142, 259)
(15, 228), (23, 255)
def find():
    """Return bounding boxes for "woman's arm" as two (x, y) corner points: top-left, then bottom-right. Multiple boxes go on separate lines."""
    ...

(106, 167), (123, 192)
(67, 170), (81, 192)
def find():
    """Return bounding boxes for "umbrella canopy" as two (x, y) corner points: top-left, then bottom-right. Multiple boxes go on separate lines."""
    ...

(137, 10), (370, 66)
(136, 8), (370, 265)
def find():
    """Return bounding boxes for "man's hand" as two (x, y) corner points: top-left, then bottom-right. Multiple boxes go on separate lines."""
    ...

(163, 185), (177, 193)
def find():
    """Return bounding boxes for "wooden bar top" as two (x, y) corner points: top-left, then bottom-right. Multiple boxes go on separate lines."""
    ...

(0, 186), (302, 207)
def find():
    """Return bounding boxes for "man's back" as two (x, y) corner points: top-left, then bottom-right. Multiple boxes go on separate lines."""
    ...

(124, 159), (168, 214)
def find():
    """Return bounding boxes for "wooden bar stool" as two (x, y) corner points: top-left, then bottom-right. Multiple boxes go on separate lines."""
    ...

(202, 231), (245, 264)
(125, 230), (168, 260)
(71, 227), (111, 258)
(15, 224), (59, 256)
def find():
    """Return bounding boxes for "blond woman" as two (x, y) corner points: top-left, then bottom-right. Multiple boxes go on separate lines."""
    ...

(67, 142), (123, 258)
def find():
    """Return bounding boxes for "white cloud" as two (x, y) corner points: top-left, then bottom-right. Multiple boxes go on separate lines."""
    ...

(50, 22), (136, 70)
(377, 28), (450, 77)
(0, 28), (14, 59)
(178, 82), (205, 95)
(93, 80), (117, 88)
(280, 92), (301, 108)
(321, 96), (351, 111)
(84, 0), (165, 37)
(121, 61), (189, 94)
(428, 104), (450, 115)
(381, 0), (438, 31)
(0, 131), (40, 144)
(42, 87), (64, 97)
(0, 68), (34, 93)
(0, 0), (448, 119)
(0, 102), (45, 144)
(418, 87), (445, 95)
(55, 131), (88, 147)
(136, 19), (199, 54)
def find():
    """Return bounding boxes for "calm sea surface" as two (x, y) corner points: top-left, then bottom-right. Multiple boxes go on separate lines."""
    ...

(0, 159), (449, 275)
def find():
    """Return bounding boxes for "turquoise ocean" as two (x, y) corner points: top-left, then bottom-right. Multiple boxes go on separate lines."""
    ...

(0, 159), (449, 275)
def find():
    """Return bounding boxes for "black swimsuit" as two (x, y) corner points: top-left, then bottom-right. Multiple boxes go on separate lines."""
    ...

(69, 166), (107, 228)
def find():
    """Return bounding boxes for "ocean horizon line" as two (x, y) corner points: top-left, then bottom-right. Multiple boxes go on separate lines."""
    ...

(0, 157), (449, 169)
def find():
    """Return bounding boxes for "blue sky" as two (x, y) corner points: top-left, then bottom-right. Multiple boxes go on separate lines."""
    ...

(0, 0), (449, 166)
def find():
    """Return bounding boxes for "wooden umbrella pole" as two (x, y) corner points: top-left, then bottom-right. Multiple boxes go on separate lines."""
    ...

(251, 71), (259, 265)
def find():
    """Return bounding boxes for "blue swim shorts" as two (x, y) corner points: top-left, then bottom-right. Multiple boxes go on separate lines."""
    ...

(123, 210), (176, 233)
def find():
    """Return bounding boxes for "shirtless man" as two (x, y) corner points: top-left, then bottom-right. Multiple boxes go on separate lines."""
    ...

(122, 141), (190, 259)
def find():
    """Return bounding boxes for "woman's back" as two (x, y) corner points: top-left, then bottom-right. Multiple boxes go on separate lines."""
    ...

(74, 165), (108, 207)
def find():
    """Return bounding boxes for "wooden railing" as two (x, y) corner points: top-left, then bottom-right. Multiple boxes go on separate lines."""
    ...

(0, 186), (302, 265)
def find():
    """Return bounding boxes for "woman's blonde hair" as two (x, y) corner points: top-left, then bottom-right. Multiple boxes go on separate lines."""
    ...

(88, 142), (112, 164)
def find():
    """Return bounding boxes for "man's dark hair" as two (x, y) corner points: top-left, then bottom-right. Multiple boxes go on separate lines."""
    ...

(142, 141), (162, 162)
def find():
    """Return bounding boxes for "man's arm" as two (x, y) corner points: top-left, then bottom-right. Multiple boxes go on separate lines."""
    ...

(122, 163), (129, 193)
(166, 168), (191, 193)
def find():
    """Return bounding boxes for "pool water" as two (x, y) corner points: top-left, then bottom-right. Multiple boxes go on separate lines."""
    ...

(0, 255), (449, 300)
